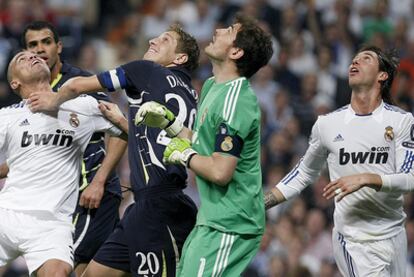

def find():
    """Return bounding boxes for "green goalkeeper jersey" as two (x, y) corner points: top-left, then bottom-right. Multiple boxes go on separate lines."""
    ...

(192, 76), (265, 235)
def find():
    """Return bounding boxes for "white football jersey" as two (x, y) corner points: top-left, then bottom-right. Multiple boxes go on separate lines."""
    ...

(277, 101), (414, 241)
(0, 95), (122, 222)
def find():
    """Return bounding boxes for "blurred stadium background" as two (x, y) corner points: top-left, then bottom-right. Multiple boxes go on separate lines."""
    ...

(1, 0), (414, 276)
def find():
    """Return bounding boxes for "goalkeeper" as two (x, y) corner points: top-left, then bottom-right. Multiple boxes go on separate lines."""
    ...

(135, 14), (273, 276)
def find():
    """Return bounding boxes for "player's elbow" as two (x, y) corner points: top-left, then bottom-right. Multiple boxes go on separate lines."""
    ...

(211, 171), (232, 186)
(62, 77), (84, 95)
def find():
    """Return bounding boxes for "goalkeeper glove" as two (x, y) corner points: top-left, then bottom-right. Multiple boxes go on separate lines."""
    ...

(134, 101), (183, 137)
(163, 138), (197, 167)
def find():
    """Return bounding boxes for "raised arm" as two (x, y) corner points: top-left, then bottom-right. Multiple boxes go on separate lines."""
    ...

(29, 75), (103, 112)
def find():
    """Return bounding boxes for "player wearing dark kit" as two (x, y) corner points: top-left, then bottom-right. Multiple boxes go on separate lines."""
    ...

(27, 25), (200, 276)
(52, 62), (123, 267)
(93, 59), (198, 276)
(22, 21), (126, 276)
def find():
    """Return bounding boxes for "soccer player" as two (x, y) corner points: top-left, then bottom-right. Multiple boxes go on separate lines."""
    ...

(20, 21), (127, 276)
(264, 45), (414, 276)
(135, 14), (273, 276)
(29, 25), (199, 276)
(0, 51), (126, 276)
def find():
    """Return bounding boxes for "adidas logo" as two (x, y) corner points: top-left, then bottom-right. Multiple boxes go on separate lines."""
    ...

(333, 134), (344, 142)
(19, 119), (30, 127)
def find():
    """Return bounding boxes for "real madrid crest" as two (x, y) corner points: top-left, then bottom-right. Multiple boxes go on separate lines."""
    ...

(221, 136), (233, 152)
(69, 113), (80, 128)
(384, 126), (394, 142)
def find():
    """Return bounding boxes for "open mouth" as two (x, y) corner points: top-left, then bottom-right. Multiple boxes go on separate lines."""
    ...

(31, 59), (45, 67)
(349, 67), (359, 75)
(147, 48), (157, 54)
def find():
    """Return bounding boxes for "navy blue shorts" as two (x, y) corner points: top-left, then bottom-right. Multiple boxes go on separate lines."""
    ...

(93, 185), (197, 276)
(73, 191), (121, 264)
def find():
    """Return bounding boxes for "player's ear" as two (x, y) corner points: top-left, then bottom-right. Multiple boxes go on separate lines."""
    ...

(10, 79), (20, 90)
(57, 41), (63, 55)
(378, 71), (388, 81)
(174, 53), (188, 65)
(229, 47), (244, 61)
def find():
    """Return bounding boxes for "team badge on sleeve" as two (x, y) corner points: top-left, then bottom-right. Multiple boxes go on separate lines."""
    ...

(215, 123), (243, 157)
(384, 126), (394, 142)
(221, 136), (234, 152)
(69, 113), (80, 128)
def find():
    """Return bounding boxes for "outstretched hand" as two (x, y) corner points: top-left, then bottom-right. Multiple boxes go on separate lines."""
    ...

(28, 90), (59, 112)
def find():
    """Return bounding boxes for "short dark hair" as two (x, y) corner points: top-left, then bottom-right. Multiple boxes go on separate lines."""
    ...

(356, 45), (399, 104)
(22, 21), (60, 47)
(233, 14), (273, 78)
(168, 24), (200, 72)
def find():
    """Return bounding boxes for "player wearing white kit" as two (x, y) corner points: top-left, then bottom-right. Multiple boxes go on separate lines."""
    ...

(265, 45), (414, 276)
(0, 51), (126, 277)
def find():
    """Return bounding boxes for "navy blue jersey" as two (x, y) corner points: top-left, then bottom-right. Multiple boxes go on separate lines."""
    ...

(53, 62), (121, 196)
(97, 60), (197, 195)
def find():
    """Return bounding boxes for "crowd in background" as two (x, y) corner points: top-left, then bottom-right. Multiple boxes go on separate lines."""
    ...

(2, 0), (414, 276)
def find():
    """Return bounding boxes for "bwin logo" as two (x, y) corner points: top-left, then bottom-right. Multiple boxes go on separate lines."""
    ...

(339, 147), (389, 165)
(21, 129), (74, 148)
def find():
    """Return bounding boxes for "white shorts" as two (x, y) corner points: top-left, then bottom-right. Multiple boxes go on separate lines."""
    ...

(0, 208), (74, 275)
(332, 228), (407, 277)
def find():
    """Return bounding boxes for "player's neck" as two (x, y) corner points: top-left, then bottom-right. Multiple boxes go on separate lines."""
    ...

(20, 82), (52, 99)
(211, 61), (241, 84)
(50, 60), (63, 83)
(350, 89), (382, 114)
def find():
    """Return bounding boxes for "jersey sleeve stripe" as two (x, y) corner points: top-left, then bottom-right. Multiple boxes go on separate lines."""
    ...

(400, 151), (414, 173)
(407, 154), (414, 173)
(109, 69), (121, 90)
(99, 68), (127, 92)
(281, 159), (302, 183)
(223, 79), (242, 123)
(404, 152), (412, 173)
(116, 67), (127, 88)
(228, 80), (242, 124)
(282, 170), (299, 184)
(99, 71), (115, 91)
(223, 83), (234, 121)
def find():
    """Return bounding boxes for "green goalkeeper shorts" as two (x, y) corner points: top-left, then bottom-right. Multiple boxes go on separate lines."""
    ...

(177, 225), (262, 277)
